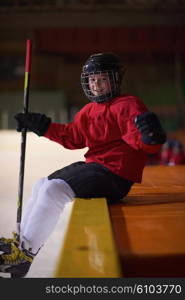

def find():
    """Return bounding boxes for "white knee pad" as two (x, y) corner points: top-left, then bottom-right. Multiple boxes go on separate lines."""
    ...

(41, 178), (75, 209)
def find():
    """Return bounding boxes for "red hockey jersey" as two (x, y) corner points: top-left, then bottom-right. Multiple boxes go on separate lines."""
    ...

(44, 95), (161, 182)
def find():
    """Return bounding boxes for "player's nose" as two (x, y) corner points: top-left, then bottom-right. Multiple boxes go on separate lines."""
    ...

(94, 78), (102, 86)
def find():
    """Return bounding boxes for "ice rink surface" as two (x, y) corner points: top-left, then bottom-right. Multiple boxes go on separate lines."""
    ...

(0, 130), (87, 277)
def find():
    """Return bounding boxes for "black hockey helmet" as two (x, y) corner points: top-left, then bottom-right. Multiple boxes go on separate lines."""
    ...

(81, 52), (124, 103)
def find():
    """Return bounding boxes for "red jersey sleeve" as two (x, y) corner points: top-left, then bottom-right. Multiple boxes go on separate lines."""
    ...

(115, 96), (162, 154)
(44, 108), (87, 149)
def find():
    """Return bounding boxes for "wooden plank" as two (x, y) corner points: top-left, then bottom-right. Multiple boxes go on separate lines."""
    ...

(54, 197), (122, 278)
(109, 165), (185, 277)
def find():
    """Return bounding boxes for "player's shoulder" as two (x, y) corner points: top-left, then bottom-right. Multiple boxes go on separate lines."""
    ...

(111, 94), (145, 107)
(76, 102), (93, 114)
(74, 102), (94, 121)
(111, 94), (147, 111)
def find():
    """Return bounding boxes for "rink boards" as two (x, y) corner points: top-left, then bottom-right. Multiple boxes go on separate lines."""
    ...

(54, 197), (122, 277)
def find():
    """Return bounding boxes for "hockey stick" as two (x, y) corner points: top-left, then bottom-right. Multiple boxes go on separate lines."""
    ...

(16, 39), (32, 237)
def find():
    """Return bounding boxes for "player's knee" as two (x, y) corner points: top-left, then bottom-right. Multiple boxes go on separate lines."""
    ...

(43, 178), (75, 205)
(32, 177), (47, 193)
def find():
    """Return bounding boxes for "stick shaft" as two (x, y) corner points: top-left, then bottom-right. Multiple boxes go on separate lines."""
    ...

(17, 39), (32, 234)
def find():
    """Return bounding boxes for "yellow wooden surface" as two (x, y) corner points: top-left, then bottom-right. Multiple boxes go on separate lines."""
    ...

(109, 165), (185, 277)
(54, 197), (122, 278)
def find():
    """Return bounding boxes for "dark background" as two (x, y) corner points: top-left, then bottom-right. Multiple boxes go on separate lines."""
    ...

(0, 0), (185, 132)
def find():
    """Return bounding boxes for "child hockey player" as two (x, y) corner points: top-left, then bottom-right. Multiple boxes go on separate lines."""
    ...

(0, 53), (166, 277)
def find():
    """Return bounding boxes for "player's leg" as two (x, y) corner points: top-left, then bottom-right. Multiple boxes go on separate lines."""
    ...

(0, 178), (75, 277)
(48, 161), (133, 203)
(20, 177), (46, 232)
(0, 161), (133, 277)
(20, 178), (75, 253)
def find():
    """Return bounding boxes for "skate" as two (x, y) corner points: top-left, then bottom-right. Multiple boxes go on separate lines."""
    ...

(0, 232), (19, 254)
(0, 242), (34, 278)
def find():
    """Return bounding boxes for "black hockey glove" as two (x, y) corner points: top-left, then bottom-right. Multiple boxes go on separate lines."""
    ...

(135, 111), (167, 145)
(14, 112), (51, 136)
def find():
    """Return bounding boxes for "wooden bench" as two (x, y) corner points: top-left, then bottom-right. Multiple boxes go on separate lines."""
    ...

(54, 165), (185, 277)
(109, 165), (185, 277)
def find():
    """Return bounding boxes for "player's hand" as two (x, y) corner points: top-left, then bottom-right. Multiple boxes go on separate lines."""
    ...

(14, 112), (51, 136)
(135, 111), (166, 145)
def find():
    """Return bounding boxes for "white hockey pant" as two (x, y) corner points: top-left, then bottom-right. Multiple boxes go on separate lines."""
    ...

(20, 178), (75, 254)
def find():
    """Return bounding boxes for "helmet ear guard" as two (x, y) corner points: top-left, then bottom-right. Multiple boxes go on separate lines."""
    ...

(81, 53), (125, 103)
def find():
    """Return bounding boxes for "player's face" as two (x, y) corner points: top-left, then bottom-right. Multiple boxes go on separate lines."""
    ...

(88, 73), (111, 96)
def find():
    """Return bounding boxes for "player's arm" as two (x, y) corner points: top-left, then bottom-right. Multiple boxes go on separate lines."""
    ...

(115, 97), (166, 153)
(14, 112), (86, 149)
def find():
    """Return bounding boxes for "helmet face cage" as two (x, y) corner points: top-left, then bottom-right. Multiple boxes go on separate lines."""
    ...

(81, 53), (123, 103)
(81, 70), (121, 103)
